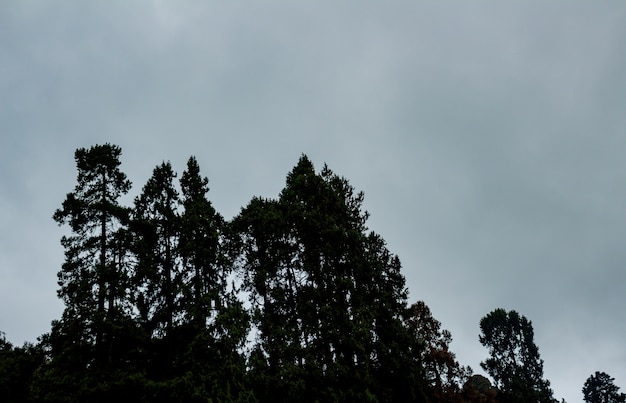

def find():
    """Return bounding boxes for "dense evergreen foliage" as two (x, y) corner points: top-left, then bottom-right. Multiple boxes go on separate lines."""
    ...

(479, 309), (557, 403)
(2, 144), (606, 401)
(583, 372), (626, 403)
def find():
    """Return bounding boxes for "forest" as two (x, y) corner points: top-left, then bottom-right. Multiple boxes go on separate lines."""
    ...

(1, 144), (623, 403)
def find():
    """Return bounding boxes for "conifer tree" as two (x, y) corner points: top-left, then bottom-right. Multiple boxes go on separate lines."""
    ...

(0, 332), (45, 402)
(405, 301), (471, 402)
(583, 372), (626, 403)
(479, 308), (556, 403)
(178, 156), (251, 401)
(234, 155), (419, 402)
(54, 144), (132, 365)
(179, 156), (224, 330)
(44, 144), (134, 400)
(32, 147), (469, 401)
(132, 161), (182, 389)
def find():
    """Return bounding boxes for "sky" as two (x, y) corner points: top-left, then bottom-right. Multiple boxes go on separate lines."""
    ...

(1, 1), (625, 401)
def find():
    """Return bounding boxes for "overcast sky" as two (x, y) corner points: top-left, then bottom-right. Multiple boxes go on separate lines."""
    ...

(1, 2), (625, 401)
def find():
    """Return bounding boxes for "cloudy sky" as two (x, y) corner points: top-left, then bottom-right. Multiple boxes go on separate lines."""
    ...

(1, 1), (625, 401)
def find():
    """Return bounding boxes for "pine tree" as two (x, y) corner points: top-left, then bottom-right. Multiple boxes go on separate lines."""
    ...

(479, 308), (556, 403)
(43, 144), (134, 400)
(178, 156), (251, 401)
(583, 372), (626, 403)
(54, 144), (132, 365)
(234, 195), (299, 401)
(132, 161), (182, 390)
(179, 156), (224, 330)
(234, 155), (419, 402)
(0, 332), (45, 402)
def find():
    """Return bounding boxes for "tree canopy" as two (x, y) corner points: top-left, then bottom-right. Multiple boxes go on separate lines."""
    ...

(479, 308), (556, 403)
(0, 144), (592, 402)
(583, 372), (626, 403)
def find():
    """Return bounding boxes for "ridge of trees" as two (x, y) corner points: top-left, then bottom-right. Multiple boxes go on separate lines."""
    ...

(0, 144), (616, 402)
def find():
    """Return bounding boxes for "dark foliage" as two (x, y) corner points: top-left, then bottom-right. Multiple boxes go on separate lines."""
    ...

(583, 372), (626, 403)
(0, 333), (45, 402)
(479, 309), (557, 403)
(405, 301), (472, 402)
(2, 145), (577, 402)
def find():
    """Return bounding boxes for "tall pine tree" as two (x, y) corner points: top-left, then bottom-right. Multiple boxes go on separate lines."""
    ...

(43, 144), (134, 400)
(132, 161), (182, 393)
(179, 156), (223, 330)
(178, 156), (251, 401)
(234, 155), (420, 402)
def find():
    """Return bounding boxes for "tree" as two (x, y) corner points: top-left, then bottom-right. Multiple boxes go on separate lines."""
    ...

(462, 375), (498, 403)
(177, 156), (252, 401)
(44, 143), (135, 400)
(583, 372), (626, 403)
(234, 155), (420, 402)
(132, 158), (252, 401)
(405, 301), (471, 402)
(132, 161), (185, 399)
(0, 332), (45, 402)
(479, 308), (556, 403)
(133, 161), (181, 341)
(179, 156), (225, 330)
(234, 195), (306, 401)
(52, 144), (132, 366)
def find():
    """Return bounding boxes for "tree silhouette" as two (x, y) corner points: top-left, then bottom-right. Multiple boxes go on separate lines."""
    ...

(479, 308), (556, 403)
(7, 146), (530, 401)
(43, 143), (135, 400)
(0, 332), (45, 402)
(234, 155), (420, 402)
(177, 156), (251, 401)
(583, 372), (626, 403)
(405, 301), (472, 402)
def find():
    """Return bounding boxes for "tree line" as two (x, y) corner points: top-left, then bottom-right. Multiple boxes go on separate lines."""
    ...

(1, 144), (623, 402)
